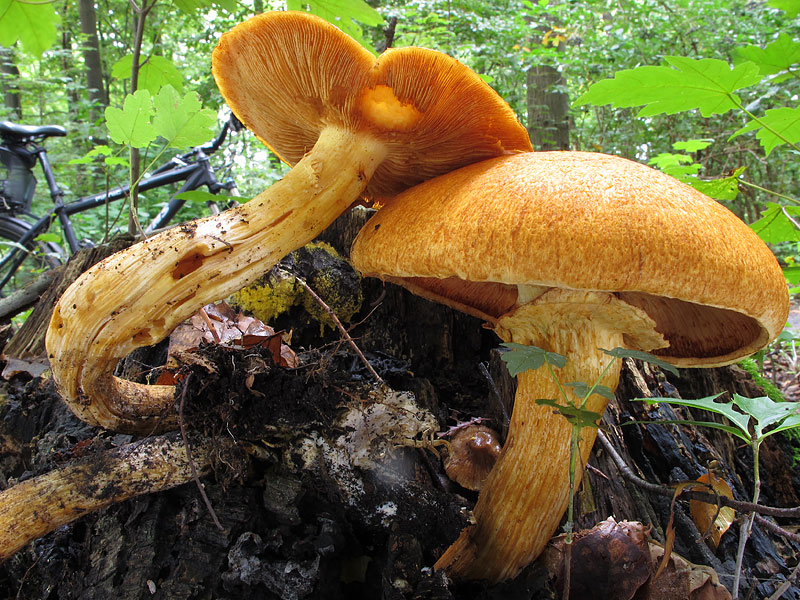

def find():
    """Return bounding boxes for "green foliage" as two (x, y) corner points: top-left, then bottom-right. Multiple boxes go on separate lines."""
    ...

(104, 86), (215, 150)
(105, 90), (157, 148)
(575, 57), (762, 118)
(111, 55), (185, 94)
(634, 393), (800, 444)
(288, 0), (384, 49)
(0, 0), (59, 56)
(500, 342), (566, 374)
(750, 203), (800, 244)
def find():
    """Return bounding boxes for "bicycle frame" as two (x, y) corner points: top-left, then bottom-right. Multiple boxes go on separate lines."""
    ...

(0, 118), (238, 292)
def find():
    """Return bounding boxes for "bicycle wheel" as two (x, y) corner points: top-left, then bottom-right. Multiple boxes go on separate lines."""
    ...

(0, 216), (63, 295)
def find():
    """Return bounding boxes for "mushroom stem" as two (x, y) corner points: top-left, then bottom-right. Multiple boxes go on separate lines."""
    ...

(0, 432), (214, 561)
(45, 126), (387, 433)
(435, 290), (663, 581)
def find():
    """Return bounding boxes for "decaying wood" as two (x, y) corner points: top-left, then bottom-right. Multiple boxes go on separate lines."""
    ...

(0, 209), (797, 599)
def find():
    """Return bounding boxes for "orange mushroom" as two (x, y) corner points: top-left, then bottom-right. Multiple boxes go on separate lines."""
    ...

(44, 12), (531, 433)
(350, 151), (788, 581)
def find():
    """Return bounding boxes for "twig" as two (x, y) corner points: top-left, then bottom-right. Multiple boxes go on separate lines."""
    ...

(767, 559), (800, 600)
(595, 431), (800, 518)
(178, 374), (224, 531)
(0, 265), (62, 320)
(284, 269), (384, 384)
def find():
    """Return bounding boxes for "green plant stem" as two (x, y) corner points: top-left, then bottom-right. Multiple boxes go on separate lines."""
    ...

(735, 97), (800, 155)
(732, 439), (761, 600)
(562, 425), (581, 600)
(738, 178), (800, 206)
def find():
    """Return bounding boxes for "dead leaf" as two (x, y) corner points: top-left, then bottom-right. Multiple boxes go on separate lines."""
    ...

(689, 472), (735, 550)
(644, 543), (731, 600)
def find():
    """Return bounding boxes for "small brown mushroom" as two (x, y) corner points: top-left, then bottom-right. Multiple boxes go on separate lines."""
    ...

(44, 11), (531, 433)
(350, 151), (789, 581)
(443, 424), (502, 491)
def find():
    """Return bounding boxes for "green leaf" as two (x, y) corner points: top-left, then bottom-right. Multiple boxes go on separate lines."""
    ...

(634, 393), (752, 442)
(575, 57), (761, 118)
(500, 342), (567, 376)
(737, 33), (800, 76)
(768, 0), (800, 17)
(111, 55), (184, 95)
(35, 232), (60, 243)
(600, 347), (679, 375)
(688, 167), (744, 202)
(624, 418), (748, 440)
(0, 0), (59, 56)
(288, 0), (384, 50)
(672, 139), (714, 152)
(731, 394), (799, 439)
(730, 106), (800, 156)
(536, 398), (603, 429)
(564, 381), (615, 401)
(750, 203), (800, 244)
(152, 86), (216, 148)
(783, 266), (800, 285)
(173, 190), (249, 205)
(105, 90), (157, 148)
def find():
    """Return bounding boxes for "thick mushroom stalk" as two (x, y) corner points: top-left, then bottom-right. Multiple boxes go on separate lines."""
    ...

(349, 150), (788, 581)
(0, 433), (213, 560)
(434, 288), (666, 581)
(44, 11), (532, 433)
(46, 127), (386, 432)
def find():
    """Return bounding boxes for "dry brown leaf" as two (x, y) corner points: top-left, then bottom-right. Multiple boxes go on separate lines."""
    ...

(689, 472), (735, 550)
(644, 543), (731, 600)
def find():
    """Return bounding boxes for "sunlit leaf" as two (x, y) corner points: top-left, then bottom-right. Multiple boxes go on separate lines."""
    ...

(34, 232), (60, 243)
(730, 106), (800, 156)
(152, 86), (216, 148)
(672, 139), (714, 152)
(111, 55), (184, 95)
(288, 0), (384, 50)
(737, 33), (800, 76)
(688, 168), (744, 201)
(600, 347), (679, 375)
(768, 0), (800, 17)
(750, 203), (800, 244)
(575, 57), (761, 118)
(0, 0), (59, 57)
(689, 472), (735, 549)
(105, 90), (157, 148)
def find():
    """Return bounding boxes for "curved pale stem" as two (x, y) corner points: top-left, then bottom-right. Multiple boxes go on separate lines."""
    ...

(45, 126), (387, 433)
(435, 291), (664, 582)
(0, 433), (213, 560)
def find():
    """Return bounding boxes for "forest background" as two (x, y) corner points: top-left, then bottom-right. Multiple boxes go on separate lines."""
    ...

(0, 0), (799, 273)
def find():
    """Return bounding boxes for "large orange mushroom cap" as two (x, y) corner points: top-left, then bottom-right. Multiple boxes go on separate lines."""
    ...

(351, 150), (789, 581)
(353, 151), (788, 367)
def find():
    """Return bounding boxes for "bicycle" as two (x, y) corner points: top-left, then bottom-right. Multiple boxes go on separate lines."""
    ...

(0, 114), (242, 297)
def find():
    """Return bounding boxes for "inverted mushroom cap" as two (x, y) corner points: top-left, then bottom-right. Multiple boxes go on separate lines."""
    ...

(212, 11), (532, 198)
(351, 151), (789, 367)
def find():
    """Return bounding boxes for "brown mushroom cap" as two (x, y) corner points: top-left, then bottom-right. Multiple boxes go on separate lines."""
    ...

(212, 11), (532, 199)
(351, 151), (789, 367)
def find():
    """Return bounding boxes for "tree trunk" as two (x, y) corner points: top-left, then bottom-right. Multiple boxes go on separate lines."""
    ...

(0, 209), (797, 599)
(78, 0), (109, 121)
(0, 46), (21, 120)
(527, 64), (570, 150)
